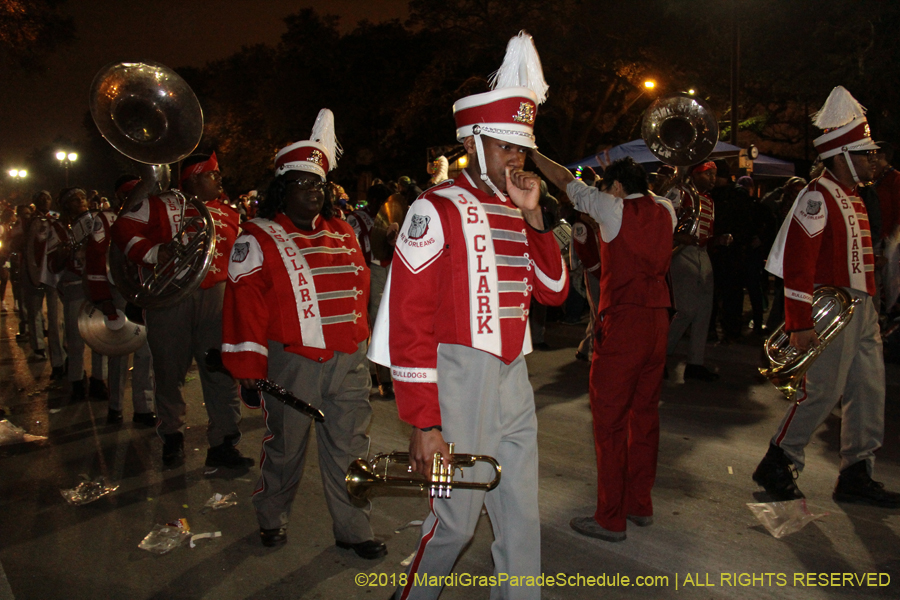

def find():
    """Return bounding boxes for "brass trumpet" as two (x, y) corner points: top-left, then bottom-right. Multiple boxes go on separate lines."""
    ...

(345, 443), (501, 506)
(760, 286), (860, 401)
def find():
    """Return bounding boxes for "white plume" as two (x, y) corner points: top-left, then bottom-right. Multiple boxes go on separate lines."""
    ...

(310, 108), (342, 170)
(812, 86), (867, 130)
(488, 31), (549, 104)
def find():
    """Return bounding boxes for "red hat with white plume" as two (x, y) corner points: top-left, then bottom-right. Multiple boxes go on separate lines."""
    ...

(813, 86), (879, 160)
(452, 31), (548, 198)
(274, 109), (342, 180)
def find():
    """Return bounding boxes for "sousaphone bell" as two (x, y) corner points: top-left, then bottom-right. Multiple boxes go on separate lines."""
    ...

(90, 61), (215, 308)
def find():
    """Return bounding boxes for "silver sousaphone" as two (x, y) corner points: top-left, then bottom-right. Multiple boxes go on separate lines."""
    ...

(90, 61), (216, 309)
(641, 93), (719, 255)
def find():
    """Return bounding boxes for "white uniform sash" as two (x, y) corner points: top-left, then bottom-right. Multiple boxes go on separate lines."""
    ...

(433, 186), (502, 356)
(256, 220), (326, 349)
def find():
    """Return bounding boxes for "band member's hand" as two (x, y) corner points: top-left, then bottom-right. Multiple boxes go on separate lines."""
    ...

(506, 168), (543, 229)
(95, 299), (117, 318)
(581, 166), (599, 186)
(237, 378), (258, 390)
(673, 232), (699, 246)
(155, 243), (174, 267)
(790, 329), (820, 352)
(387, 222), (400, 246)
(409, 427), (450, 479)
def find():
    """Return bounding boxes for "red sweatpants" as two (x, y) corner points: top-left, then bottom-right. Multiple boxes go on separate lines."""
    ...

(589, 305), (668, 532)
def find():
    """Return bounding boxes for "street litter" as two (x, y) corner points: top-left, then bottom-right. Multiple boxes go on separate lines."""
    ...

(190, 531), (222, 548)
(60, 475), (119, 505)
(203, 492), (238, 512)
(0, 419), (47, 446)
(138, 519), (191, 554)
(747, 499), (827, 538)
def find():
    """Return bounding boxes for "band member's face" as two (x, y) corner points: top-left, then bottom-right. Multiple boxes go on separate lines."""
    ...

(848, 152), (875, 182)
(35, 194), (52, 213)
(283, 171), (325, 227)
(692, 169), (716, 192)
(63, 191), (89, 218)
(189, 169), (224, 202)
(473, 135), (528, 192)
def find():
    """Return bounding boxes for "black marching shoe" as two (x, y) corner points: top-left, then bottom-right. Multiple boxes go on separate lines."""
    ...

(70, 379), (88, 402)
(132, 412), (157, 427)
(206, 436), (254, 468)
(752, 443), (804, 501)
(833, 461), (900, 508)
(336, 539), (388, 559)
(88, 377), (109, 401)
(260, 527), (288, 548)
(162, 432), (185, 467)
(683, 364), (720, 381)
(50, 365), (66, 380)
(106, 409), (123, 425)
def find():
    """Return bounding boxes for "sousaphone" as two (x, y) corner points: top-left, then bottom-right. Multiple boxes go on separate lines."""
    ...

(641, 93), (719, 253)
(90, 61), (215, 308)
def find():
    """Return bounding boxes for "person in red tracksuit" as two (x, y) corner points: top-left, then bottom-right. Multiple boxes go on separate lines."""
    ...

(532, 153), (676, 542)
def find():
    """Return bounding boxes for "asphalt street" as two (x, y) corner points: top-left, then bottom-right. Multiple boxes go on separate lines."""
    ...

(1, 290), (899, 600)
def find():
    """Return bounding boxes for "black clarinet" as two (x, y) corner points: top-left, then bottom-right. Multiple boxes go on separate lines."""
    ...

(205, 349), (325, 423)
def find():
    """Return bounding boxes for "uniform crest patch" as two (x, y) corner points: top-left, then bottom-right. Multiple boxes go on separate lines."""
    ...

(232, 242), (250, 263)
(573, 222), (588, 244)
(806, 199), (822, 215)
(93, 218), (104, 232)
(408, 214), (430, 240)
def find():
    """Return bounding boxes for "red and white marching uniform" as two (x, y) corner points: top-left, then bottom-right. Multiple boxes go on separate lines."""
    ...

(84, 209), (155, 416)
(110, 192), (243, 447)
(111, 192), (239, 286)
(765, 169), (884, 474)
(221, 212), (370, 377)
(369, 171), (568, 428)
(345, 209), (381, 267)
(222, 211), (376, 543)
(767, 171), (876, 331)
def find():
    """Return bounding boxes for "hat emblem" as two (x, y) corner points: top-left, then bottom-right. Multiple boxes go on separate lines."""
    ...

(308, 149), (324, 166)
(513, 102), (536, 125)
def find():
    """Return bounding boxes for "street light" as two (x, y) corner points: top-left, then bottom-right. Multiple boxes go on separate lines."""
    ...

(644, 80), (656, 90)
(55, 150), (78, 186)
(9, 169), (28, 178)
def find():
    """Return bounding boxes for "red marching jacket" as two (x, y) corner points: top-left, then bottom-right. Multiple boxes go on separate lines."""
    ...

(84, 210), (117, 302)
(110, 192), (239, 289)
(368, 171), (569, 429)
(766, 170), (876, 331)
(221, 212), (370, 379)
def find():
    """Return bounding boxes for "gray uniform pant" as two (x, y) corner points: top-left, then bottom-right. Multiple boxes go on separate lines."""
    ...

(253, 341), (374, 544)
(368, 263), (392, 385)
(145, 282), (240, 446)
(397, 345), (540, 600)
(59, 277), (106, 383)
(667, 245), (714, 365)
(24, 276), (64, 367)
(107, 290), (154, 414)
(772, 290), (885, 474)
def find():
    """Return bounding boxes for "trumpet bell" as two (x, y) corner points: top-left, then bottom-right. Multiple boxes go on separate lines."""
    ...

(77, 301), (147, 356)
(346, 459), (382, 507)
(90, 61), (203, 166)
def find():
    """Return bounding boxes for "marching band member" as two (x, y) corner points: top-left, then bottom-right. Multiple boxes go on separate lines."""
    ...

(55, 187), (108, 402)
(532, 154), (675, 542)
(84, 175), (156, 426)
(111, 153), (250, 469)
(369, 32), (568, 599)
(23, 191), (65, 374)
(754, 86), (900, 507)
(221, 110), (386, 558)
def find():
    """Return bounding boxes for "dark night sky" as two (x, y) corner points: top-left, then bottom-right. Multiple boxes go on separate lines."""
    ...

(0, 0), (408, 169)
